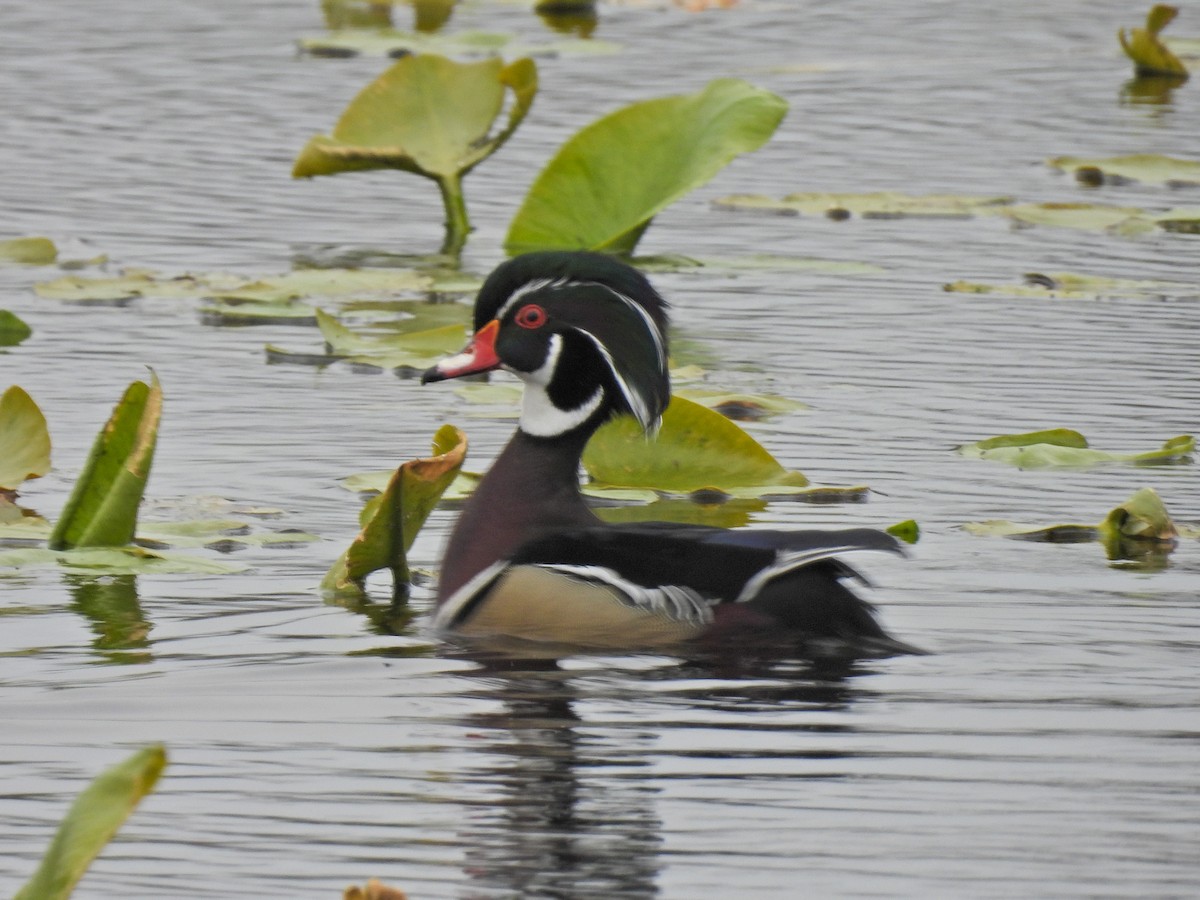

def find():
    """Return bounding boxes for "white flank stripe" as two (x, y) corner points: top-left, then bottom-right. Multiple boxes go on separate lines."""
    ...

(734, 546), (865, 603)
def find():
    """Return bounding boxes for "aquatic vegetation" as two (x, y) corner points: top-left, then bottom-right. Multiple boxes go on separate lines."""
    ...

(944, 271), (1200, 301)
(0, 310), (33, 346)
(49, 374), (162, 550)
(0, 235), (57, 265)
(956, 429), (1194, 468)
(965, 488), (1186, 566)
(14, 746), (166, 900)
(1048, 153), (1200, 187)
(324, 424), (467, 600)
(294, 55), (538, 257)
(0, 386), (51, 492)
(505, 79), (787, 255)
(714, 191), (1015, 219)
(1119, 5), (1189, 79)
(343, 878), (410, 900)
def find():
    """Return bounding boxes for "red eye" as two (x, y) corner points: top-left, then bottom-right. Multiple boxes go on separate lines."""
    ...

(515, 303), (547, 329)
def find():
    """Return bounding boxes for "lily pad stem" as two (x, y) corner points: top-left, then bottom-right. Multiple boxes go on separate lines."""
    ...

(437, 174), (471, 258)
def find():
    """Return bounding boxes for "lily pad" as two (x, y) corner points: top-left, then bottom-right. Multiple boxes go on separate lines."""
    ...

(49, 374), (162, 550)
(582, 394), (810, 493)
(294, 54), (537, 255)
(15, 745), (166, 900)
(299, 28), (619, 59)
(35, 270), (243, 303)
(0, 545), (249, 575)
(0, 236), (57, 265)
(0, 310), (33, 346)
(1119, 4), (1189, 78)
(714, 191), (1015, 219)
(944, 271), (1200, 301)
(964, 488), (1181, 566)
(1048, 153), (1200, 187)
(505, 78), (787, 255)
(634, 252), (886, 276)
(133, 519), (318, 551)
(956, 429), (1193, 468)
(324, 424), (467, 599)
(0, 386), (52, 491)
(290, 308), (469, 370)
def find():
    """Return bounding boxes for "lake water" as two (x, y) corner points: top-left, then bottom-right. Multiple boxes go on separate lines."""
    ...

(2, 0), (1198, 897)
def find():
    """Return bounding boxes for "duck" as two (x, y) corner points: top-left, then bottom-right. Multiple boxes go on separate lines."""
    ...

(421, 251), (910, 654)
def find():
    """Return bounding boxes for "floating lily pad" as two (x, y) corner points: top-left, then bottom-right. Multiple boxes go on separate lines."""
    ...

(634, 252), (886, 275)
(299, 27), (619, 59)
(14, 745), (166, 900)
(506, 78), (787, 255)
(675, 388), (807, 420)
(133, 519), (318, 551)
(49, 374), (162, 550)
(1119, 4), (1189, 78)
(1048, 153), (1200, 187)
(944, 271), (1200, 301)
(886, 519), (920, 544)
(0, 310), (33, 347)
(595, 496), (768, 527)
(0, 236), (57, 265)
(0, 386), (52, 491)
(0, 545), (248, 575)
(956, 429), (1193, 468)
(0, 499), (51, 543)
(965, 488), (1182, 566)
(282, 308), (469, 371)
(294, 55), (537, 255)
(324, 424), (467, 599)
(583, 394), (810, 494)
(714, 191), (1016, 219)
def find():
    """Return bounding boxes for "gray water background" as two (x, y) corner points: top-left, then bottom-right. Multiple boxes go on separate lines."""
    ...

(1, 0), (1198, 896)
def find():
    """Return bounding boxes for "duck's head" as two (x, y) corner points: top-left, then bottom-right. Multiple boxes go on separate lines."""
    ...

(422, 252), (670, 439)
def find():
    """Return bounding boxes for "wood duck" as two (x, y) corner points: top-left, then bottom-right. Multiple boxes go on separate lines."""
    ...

(422, 251), (909, 654)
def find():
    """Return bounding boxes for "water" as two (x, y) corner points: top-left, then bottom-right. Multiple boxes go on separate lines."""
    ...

(2, 0), (1198, 896)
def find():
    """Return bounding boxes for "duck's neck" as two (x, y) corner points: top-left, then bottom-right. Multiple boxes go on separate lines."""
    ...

(436, 424), (600, 603)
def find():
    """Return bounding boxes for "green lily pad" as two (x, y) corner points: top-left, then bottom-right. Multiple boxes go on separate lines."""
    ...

(214, 268), (433, 304)
(0, 386), (52, 491)
(713, 191), (1015, 219)
(1048, 153), (1200, 187)
(34, 270), (243, 303)
(1001, 201), (1149, 232)
(0, 236), (57, 265)
(596, 496), (768, 528)
(15, 745), (166, 900)
(49, 374), (162, 550)
(944, 271), (1200, 301)
(505, 78), (787, 255)
(304, 309), (468, 370)
(583, 394), (810, 493)
(0, 499), (51, 542)
(965, 488), (1181, 566)
(0, 310), (33, 346)
(634, 252), (886, 275)
(675, 388), (808, 420)
(133, 519), (318, 551)
(299, 27), (619, 59)
(0, 545), (248, 575)
(886, 519), (920, 544)
(294, 55), (537, 255)
(324, 424), (467, 599)
(1119, 4), (1189, 78)
(956, 429), (1194, 468)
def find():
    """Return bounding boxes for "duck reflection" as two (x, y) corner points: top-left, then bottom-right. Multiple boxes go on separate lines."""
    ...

(445, 647), (874, 898)
(64, 573), (152, 664)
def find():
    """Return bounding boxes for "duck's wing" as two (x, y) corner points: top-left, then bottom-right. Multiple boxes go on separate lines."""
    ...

(432, 524), (903, 648)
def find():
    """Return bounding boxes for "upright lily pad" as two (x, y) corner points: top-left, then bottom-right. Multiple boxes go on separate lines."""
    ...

(15, 745), (166, 900)
(323, 424), (467, 599)
(0, 236), (57, 265)
(956, 429), (1193, 468)
(294, 55), (538, 255)
(582, 395), (809, 493)
(49, 374), (163, 550)
(0, 386), (52, 491)
(1119, 5), (1189, 78)
(505, 78), (787, 255)
(0, 310), (33, 346)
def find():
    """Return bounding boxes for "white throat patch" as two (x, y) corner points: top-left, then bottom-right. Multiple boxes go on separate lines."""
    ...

(516, 333), (604, 437)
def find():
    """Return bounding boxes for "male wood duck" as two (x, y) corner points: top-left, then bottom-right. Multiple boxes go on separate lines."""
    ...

(422, 251), (909, 654)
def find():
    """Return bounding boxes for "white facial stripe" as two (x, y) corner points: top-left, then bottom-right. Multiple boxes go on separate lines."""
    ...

(515, 334), (605, 437)
(495, 277), (563, 322)
(575, 329), (653, 430)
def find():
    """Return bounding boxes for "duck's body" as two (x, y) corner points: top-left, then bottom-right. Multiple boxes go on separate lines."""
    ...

(423, 252), (907, 653)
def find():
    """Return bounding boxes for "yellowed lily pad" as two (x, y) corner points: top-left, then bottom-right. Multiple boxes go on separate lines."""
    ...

(299, 28), (619, 59)
(957, 429), (1193, 468)
(324, 424), (467, 599)
(0, 545), (247, 575)
(14, 745), (166, 900)
(281, 309), (469, 371)
(944, 271), (1200, 301)
(1119, 4), (1189, 78)
(0, 386), (52, 491)
(714, 191), (1015, 219)
(49, 374), (162, 550)
(964, 489), (1182, 566)
(0, 236), (57, 265)
(1048, 153), (1200, 187)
